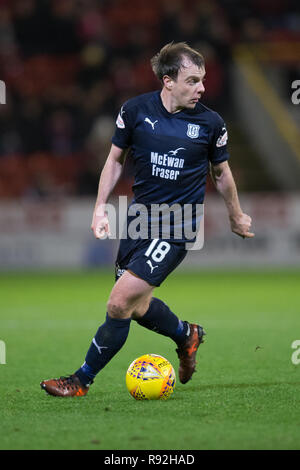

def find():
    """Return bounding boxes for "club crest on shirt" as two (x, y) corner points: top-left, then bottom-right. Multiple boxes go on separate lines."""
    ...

(187, 123), (200, 139)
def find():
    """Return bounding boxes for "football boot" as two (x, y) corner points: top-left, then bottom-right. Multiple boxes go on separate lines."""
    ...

(176, 323), (205, 384)
(40, 374), (91, 397)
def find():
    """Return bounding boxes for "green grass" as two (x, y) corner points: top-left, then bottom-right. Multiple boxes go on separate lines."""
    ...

(0, 269), (300, 450)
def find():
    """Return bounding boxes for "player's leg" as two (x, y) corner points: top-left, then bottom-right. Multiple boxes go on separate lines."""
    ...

(132, 297), (190, 344)
(40, 271), (154, 397)
(132, 296), (205, 384)
(127, 240), (206, 384)
(75, 270), (154, 385)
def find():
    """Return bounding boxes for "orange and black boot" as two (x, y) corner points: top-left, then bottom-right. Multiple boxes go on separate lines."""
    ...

(176, 323), (205, 384)
(40, 374), (91, 397)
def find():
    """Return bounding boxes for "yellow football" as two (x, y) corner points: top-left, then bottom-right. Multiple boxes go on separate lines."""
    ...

(126, 354), (176, 400)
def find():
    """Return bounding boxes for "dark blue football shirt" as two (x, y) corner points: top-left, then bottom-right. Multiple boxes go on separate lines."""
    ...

(112, 90), (229, 241)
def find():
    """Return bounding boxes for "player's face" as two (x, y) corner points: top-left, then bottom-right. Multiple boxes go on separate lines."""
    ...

(171, 60), (206, 110)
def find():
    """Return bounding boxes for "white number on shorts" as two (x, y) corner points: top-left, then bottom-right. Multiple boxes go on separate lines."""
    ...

(145, 239), (171, 262)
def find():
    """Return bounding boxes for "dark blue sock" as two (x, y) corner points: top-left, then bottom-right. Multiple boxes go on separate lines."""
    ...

(135, 297), (188, 345)
(76, 313), (131, 386)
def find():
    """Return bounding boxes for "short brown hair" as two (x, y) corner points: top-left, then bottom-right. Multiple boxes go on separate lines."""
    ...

(151, 42), (205, 83)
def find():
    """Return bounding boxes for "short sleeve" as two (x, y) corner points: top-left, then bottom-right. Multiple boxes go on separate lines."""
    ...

(208, 112), (230, 165)
(111, 102), (135, 149)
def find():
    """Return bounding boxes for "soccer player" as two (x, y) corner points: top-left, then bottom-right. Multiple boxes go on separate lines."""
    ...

(41, 42), (254, 397)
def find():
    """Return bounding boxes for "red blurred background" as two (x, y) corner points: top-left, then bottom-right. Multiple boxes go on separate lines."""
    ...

(0, 0), (299, 200)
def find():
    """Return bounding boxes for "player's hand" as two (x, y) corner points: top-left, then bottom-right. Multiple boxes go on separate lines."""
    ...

(91, 210), (110, 239)
(229, 213), (255, 239)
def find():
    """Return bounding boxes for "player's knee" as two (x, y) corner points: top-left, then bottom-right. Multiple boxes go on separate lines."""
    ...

(106, 297), (131, 319)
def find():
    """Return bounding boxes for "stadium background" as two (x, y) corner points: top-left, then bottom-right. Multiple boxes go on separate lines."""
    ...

(0, 0), (300, 451)
(0, 0), (299, 269)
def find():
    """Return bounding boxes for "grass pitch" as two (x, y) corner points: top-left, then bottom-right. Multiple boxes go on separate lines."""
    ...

(0, 269), (300, 450)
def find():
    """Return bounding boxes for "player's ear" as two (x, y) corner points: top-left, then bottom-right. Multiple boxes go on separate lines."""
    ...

(163, 75), (173, 91)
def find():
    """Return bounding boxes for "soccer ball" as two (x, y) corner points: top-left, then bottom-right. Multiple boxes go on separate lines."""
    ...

(125, 354), (176, 400)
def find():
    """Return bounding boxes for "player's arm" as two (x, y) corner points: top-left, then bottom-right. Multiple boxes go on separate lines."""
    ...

(210, 160), (255, 238)
(91, 143), (128, 239)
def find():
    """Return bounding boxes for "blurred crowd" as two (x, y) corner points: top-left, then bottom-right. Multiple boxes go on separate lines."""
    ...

(0, 0), (299, 199)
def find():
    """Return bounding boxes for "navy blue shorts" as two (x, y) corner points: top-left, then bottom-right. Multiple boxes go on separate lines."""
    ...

(115, 237), (187, 287)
